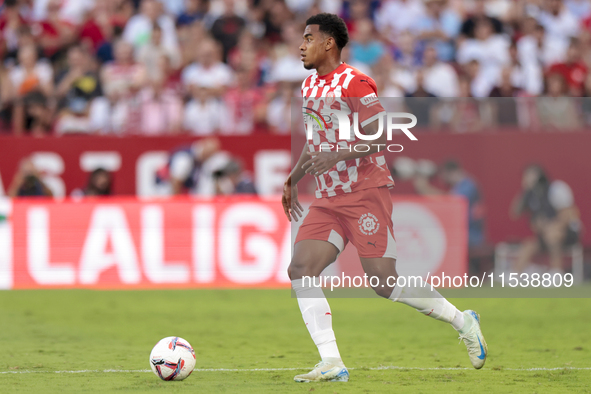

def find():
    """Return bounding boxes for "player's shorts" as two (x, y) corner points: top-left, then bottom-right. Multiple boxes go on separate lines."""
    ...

(295, 186), (397, 259)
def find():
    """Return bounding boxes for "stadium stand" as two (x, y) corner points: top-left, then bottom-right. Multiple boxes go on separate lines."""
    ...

(1, 0), (591, 135)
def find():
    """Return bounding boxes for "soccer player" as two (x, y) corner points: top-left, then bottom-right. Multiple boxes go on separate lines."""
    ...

(282, 13), (488, 383)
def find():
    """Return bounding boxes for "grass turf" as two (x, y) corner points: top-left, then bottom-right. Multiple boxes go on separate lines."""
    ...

(0, 289), (589, 393)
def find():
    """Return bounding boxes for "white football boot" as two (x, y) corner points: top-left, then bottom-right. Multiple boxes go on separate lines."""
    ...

(458, 310), (488, 369)
(294, 360), (349, 382)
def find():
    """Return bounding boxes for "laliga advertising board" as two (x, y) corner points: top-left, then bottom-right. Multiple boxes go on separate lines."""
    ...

(0, 196), (465, 289)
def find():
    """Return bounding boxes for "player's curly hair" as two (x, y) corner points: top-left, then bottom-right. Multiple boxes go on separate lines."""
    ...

(305, 13), (349, 50)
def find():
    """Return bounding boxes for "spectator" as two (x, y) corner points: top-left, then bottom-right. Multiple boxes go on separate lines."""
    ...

(136, 23), (181, 81)
(34, 0), (76, 59)
(159, 0), (187, 17)
(176, 20), (207, 68)
(266, 81), (297, 134)
(268, 21), (312, 84)
(349, 18), (385, 67)
(510, 164), (581, 274)
(32, 0), (95, 26)
(460, 0), (504, 39)
(221, 67), (265, 135)
(227, 30), (268, 84)
(375, 0), (426, 44)
(565, 0), (591, 21)
(0, 0), (27, 59)
(136, 77), (183, 135)
(537, 0), (579, 46)
(404, 70), (437, 127)
(8, 44), (54, 135)
(210, 0), (246, 60)
(457, 18), (510, 97)
(537, 73), (580, 130)
(123, 0), (178, 51)
(54, 97), (96, 135)
(462, 58), (495, 98)
(342, 0), (376, 35)
(262, 0), (292, 44)
(414, 0), (461, 62)
(181, 38), (234, 97)
(372, 54), (415, 99)
(213, 159), (257, 195)
(547, 38), (588, 97)
(78, 1), (116, 53)
(413, 159), (485, 249)
(517, 20), (568, 69)
(488, 66), (520, 126)
(72, 168), (113, 197)
(7, 158), (53, 197)
(8, 44), (53, 99)
(508, 40), (543, 96)
(54, 43), (109, 134)
(392, 30), (423, 70)
(157, 53), (183, 95)
(449, 75), (484, 132)
(421, 44), (459, 97)
(183, 84), (223, 135)
(101, 39), (147, 102)
(2, 25), (42, 68)
(177, 0), (207, 26)
(55, 46), (103, 110)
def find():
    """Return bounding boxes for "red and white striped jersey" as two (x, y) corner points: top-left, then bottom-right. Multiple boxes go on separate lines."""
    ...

(301, 62), (394, 198)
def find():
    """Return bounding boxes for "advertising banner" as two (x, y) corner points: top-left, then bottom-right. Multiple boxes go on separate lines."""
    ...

(0, 196), (466, 289)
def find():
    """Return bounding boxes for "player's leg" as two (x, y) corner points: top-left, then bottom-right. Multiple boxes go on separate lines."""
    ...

(359, 256), (488, 369)
(359, 256), (465, 329)
(541, 221), (566, 273)
(344, 187), (487, 368)
(290, 207), (349, 382)
(514, 236), (540, 273)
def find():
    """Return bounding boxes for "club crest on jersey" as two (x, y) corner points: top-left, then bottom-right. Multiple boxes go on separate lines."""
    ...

(358, 213), (380, 235)
(325, 91), (336, 105)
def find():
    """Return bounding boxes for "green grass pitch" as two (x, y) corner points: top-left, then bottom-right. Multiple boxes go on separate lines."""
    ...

(0, 289), (590, 393)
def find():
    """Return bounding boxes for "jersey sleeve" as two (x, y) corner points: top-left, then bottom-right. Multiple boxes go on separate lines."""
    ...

(345, 75), (386, 128)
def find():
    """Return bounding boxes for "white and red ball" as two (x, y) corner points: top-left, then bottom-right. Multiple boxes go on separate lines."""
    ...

(149, 337), (196, 381)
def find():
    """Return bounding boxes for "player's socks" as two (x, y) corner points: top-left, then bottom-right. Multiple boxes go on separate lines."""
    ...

(292, 278), (342, 363)
(452, 309), (466, 331)
(388, 283), (462, 327)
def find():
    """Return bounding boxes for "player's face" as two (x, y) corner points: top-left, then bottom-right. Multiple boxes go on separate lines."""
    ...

(299, 25), (327, 70)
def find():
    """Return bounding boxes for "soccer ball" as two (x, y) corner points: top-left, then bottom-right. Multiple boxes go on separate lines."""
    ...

(149, 337), (196, 381)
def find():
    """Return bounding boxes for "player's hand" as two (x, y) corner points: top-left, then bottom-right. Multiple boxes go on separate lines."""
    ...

(302, 151), (342, 176)
(282, 177), (304, 222)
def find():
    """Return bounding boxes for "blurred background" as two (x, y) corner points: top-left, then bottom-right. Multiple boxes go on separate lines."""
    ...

(0, 0), (589, 289)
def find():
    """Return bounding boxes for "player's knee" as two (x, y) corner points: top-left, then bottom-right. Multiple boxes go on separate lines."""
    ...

(288, 259), (309, 280)
(365, 275), (394, 298)
(289, 254), (325, 280)
(372, 283), (394, 298)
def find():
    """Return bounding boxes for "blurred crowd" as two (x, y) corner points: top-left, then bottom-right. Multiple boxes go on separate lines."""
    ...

(392, 156), (582, 275)
(2, 0), (591, 136)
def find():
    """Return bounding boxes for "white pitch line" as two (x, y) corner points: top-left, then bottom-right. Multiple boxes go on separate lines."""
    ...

(1, 366), (591, 374)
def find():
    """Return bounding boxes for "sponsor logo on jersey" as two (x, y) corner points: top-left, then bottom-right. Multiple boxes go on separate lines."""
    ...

(361, 92), (378, 106)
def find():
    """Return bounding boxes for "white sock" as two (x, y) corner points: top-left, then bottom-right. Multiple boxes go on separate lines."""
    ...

(389, 283), (465, 331)
(292, 278), (342, 363)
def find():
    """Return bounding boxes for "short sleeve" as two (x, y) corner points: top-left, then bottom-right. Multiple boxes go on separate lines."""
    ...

(345, 75), (386, 128)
